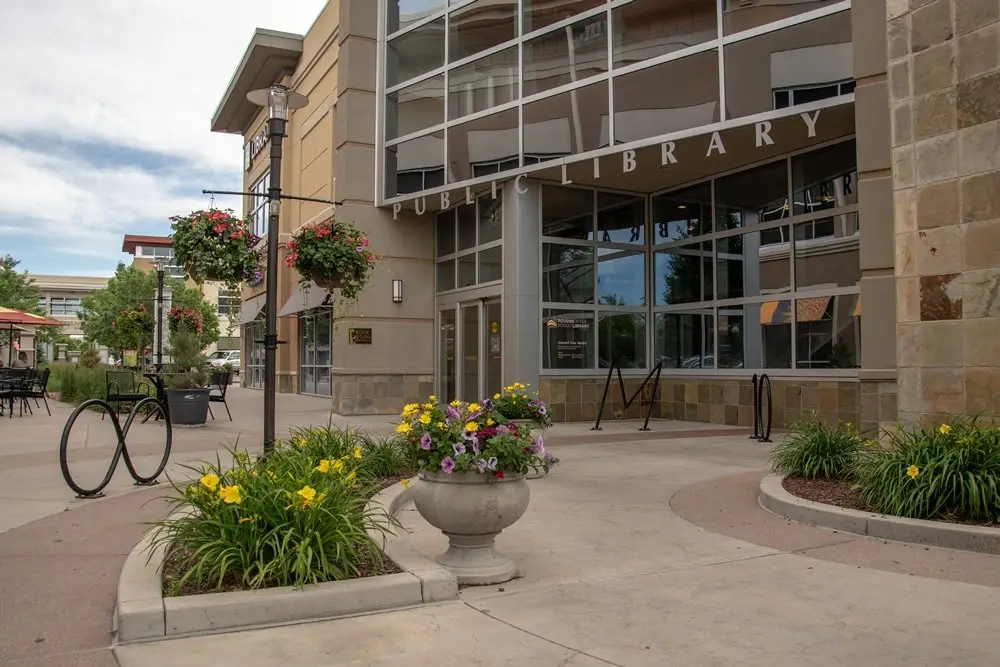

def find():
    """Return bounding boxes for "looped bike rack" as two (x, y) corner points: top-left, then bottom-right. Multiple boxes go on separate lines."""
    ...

(58, 397), (173, 498)
(750, 373), (773, 443)
(592, 359), (663, 432)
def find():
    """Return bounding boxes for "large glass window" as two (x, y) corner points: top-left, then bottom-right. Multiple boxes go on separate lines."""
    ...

(523, 13), (609, 97)
(448, 108), (519, 183)
(50, 297), (82, 316)
(448, 47), (518, 120)
(436, 194), (504, 293)
(523, 0), (604, 34)
(543, 309), (595, 370)
(448, 0), (518, 64)
(387, 0), (447, 35)
(217, 291), (240, 316)
(247, 172), (269, 238)
(722, 0), (844, 37)
(299, 309), (332, 396)
(385, 130), (445, 198)
(522, 80), (609, 162)
(387, 75), (445, 140)
(387, 17), (446, 88)
(611, 0), (717, 68)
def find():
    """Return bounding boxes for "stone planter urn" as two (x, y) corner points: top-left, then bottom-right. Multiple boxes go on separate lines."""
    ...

(411, 471), (530, 585)
(510, 420), (551, 480)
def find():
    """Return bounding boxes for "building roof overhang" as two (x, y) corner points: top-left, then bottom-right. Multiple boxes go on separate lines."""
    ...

(211, 29), (305, 135)
(122, 234), (173, 254)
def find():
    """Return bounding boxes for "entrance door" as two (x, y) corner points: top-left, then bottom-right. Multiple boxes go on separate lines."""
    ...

(438, 298), (502, 403)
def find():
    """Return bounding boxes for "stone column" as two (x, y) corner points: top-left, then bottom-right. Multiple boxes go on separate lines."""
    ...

(501, 179), (541, 389)
(888, 0), (1000, 424)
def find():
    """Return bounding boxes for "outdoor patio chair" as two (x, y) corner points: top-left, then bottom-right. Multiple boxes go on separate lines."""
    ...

(207, 370), (232, 421)
(28, 367), (51, 416)
(0, 371), (33, 418)
(104, 370), (152, 419)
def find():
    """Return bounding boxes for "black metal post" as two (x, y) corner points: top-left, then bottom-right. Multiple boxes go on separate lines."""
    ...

(155, 266), (164, 372)
(263, 116), (286, 456)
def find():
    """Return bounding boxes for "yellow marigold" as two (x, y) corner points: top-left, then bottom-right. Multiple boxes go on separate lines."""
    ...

(465, 421), (479, 433)
(939, 424), (952, 435)
(396, 422), (412, 434)
(401, 403), (419, 417)
(486, 418), (495, 426)
(436, 421), (444, 428)
(906, 465), (920, 479)
(493, 393), (501, 400)
(450, 400), (462, 407)
(422, 402), (434, 410)
(428, 394), (437, 402)
(218, 485), (242, 505)
(419, 413), (432, 425)
(353, 446), (363, 459)
(200, 473), (220, 492)
(468, 403), (482, 413)
(315, 459), (331, 473)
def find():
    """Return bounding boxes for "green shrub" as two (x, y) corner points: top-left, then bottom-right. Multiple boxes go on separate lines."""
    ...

(79, 344), (101, 368)
(855, 419), (1000, 522)
(45, 363), (107, 405)
(769, 420), (862, 480)
(152, 427), (412, 594)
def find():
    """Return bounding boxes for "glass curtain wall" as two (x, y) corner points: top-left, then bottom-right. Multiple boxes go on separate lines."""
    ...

(541, 139), (861, 374)
(299, 309), (333, 396)
(382, 0), (852, 199)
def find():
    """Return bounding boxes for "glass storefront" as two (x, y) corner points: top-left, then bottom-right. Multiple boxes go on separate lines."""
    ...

(299, 309), (333, 396)
(381, 0), (854, 199)
(244, 317), (265, 389)
(541, 139), (860, 373)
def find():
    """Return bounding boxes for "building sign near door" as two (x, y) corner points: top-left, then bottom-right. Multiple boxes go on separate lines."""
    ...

(244, 125), (269, 172)
(348, 328), (372, 344)
(391, 110), (824, 219)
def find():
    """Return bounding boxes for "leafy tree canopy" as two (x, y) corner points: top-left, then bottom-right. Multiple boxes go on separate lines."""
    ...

(79, 263), (220, 352)
(0, 255), (42, 314)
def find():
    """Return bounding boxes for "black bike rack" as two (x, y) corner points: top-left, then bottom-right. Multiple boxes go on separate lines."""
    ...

(592, 359), (663, 432)
(58, 397), (172, 498)
(750, 373), (773, 443)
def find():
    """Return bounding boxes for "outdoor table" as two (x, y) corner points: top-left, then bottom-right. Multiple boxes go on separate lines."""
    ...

(142, 373), (170, 422)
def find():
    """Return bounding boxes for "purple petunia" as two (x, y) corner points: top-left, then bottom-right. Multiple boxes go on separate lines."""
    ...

(477, 458), (488, 473)
(471, 440), (481, 455)
(441, 457), (456, 474)
(496, 425), (509, 435)
(482, 398), (494, 409)
(486, 456), (498, 471)
(538, 405), (548, 415)
(420, 433), (433, 451)
(530, 435), (546, 455)
(445, 406), (460, 421)
(453, 442), (467, 456)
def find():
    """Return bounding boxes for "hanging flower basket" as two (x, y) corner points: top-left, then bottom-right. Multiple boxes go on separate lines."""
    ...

(169, 208), (261, 289)
(285, 218), (375, 303)
(168, 306), (204, 334)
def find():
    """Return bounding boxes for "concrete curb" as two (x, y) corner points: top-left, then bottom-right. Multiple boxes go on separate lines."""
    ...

(759, 474), (1000, 555)
(115, 477), (457, 644)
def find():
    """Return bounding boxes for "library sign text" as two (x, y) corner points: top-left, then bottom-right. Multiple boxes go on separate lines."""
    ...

(393, 111), (823, 220)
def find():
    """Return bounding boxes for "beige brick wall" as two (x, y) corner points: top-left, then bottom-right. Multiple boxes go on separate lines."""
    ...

(889, 0), (1000, 425)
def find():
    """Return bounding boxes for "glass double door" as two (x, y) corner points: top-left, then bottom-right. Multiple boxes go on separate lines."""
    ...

(439, 299), (502, 404)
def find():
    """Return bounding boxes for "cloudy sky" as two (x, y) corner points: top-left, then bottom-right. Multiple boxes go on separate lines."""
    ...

(0, 0), (327, 276)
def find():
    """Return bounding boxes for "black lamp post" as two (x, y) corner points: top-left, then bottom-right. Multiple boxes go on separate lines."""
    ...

(245, 84), (309, 456)
(154, 259), (166, 371)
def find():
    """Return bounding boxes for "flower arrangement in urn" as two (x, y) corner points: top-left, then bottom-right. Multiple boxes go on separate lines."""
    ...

(284, 217), (375, 304)
(491, 382), (553, 429)
(395, 396), (549, 584)
(167, 306), (204, 335)
(169, 208), (261, 287)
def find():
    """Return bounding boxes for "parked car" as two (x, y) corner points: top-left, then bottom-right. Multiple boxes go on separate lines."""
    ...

(207, 350), (241, 375)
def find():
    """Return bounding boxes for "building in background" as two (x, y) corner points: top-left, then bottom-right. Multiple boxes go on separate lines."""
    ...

(122, 234), (242, 357)
(30, 274), (109, 362)
(210, 0), (1000, 433)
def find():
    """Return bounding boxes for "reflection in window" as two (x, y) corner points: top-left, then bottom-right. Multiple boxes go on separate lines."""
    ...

(792, 140), (858, 215)
(437, 259), (456, 292)
(458, 254), (476, 288)
(543, 309), (595, 369)
(655, 243), (712, 306)
(523, 14), (608, 96)
(479, 246), (502, 283)
(386, 75), (444, 140)
(599, 313), (646, 369)
(655, 311), (714, 369)
(612, 0), (717, 68)
(478, 196), (502, 243)
(386, 17), (446, 87)
(598, 250), (645, 307)
(597, 193), (644, 244)
(775, 80), (855, 109)
(447, 108), (519, 183)
(652, 184), (712, 243)
(388, 0), (447, 34)
(448, 0), (518, 64)
(717, 231), (791, 300)
(543, 244), (594, 304)
(542, 186), (594, 240)
(436, 209), (456, 257)
(797, 295), (860, 369)
(523, 0), (604, 34)
(448, 47), (518, 120)
(457, 202), (476, 250)
(795, 214), (861, 290)
(611, 50), (720, 145)
(714, 160), (789, 231)
(523, 80), (609, 163)
(723, 0), (844, 36)
(723, 11), (853, 120)
(385, 130), (445, 198)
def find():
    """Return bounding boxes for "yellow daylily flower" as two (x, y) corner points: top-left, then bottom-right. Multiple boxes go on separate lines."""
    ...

(238, 516), (257, 524)
(315, 459), (331, 473)
(906, 465), (920, 479)
(400, 479), (410, 489)
(218, 485), (242, 504)
(939, 424), (952, 435)
(295, 437), (307, 448)
(353, 446), (363, 459)
(346, 471), (357, 483)
(297, 485), (317, 502)
(396, 422), (412, 434)
(419, 413), (432, 425)
(200, 473), (220, 492)
(266, 470), (276, 479)
(333, 458), (345, 472)
(464, 421), (479, 433)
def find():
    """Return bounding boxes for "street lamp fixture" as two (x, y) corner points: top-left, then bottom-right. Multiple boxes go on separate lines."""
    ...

(246, 84), (310, 456)
(392, 279), (403, 304)
(153, 259), (166, 371)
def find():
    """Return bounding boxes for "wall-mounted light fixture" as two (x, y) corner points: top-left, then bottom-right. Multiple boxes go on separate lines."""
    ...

(392, 279), (403, 304)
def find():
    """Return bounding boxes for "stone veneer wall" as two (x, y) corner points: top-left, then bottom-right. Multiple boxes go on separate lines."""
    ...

(538, 378), (875, 432)
(888, 0), (1000, 425)
(332, 374), (434, 415)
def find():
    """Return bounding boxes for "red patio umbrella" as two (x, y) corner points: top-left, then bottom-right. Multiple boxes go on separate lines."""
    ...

(0, 307), (63, 366)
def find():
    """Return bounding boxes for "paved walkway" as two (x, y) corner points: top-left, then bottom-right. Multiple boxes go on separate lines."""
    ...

(4, 396), (1000, 666)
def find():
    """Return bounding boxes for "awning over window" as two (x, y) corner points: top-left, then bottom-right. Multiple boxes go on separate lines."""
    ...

(239, 293), (266, 325)
(759, 296), (832, 325)
(278, 281), (333, 317)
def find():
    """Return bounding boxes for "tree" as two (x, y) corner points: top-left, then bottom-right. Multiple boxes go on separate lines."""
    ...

(79, 263), (220, 354)
(0, 255), (42, 313)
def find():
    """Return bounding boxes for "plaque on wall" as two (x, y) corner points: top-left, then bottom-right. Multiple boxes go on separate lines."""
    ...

(349, 328), (372, 344)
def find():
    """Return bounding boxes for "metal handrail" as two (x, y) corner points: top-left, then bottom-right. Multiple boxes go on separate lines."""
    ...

(592, 359), (664, 432)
